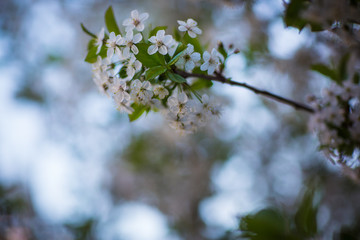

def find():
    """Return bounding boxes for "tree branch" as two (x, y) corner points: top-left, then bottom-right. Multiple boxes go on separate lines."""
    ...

(174, 69), (315, 114)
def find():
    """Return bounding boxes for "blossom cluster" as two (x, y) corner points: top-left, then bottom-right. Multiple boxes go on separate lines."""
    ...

(87, 9), (225, 134)
(308, 80), (360, 166)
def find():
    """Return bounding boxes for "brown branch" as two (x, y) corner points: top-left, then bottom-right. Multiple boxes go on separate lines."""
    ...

(174, 69), (315, 114)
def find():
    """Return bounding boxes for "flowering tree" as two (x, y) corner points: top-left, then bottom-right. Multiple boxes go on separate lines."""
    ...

(82, 2), (360, 180)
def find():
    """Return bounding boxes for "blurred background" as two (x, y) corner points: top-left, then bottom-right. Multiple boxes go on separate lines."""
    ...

(1, 0), (360, 239)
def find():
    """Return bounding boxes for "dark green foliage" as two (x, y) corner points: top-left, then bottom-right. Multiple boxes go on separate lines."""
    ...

(65, 219), (96, 240)
(311, 53), (351, 84)
(294, 189), (319, 237)
(284, 0), (323, 32)
(238, 188), (320, 240)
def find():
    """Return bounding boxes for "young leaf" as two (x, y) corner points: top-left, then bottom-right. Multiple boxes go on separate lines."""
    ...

(295, 189), (319, 237)
(173, 27), (182, 42)
(166, 71), (187, 83)
(136, 43), (165, 67)
(81, 23), (97, 38)
(190, 78), (213, 90)
(145, 66), (167, 80)
(183, 32), (203, 53)
(168, 48), (186, 66)
(119, 66), (128, 79)
(105, 6), (121, 35)
(85, 45), (106, 63)
(338, 53), (350, 82)
(128, 103), (148, 122)
(149, 26), (167, 38)
(217, 41), (228, 60)
(311, 64), (338, 81)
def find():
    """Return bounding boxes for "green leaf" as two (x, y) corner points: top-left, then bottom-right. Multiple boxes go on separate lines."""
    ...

(190, 79), (213, 90)
(168, 47), (186, 66)
(145, 66), (167, 80)
(295, 189), (319, 237)
(173, 27), (182, 41)
(128, 103), (148, 122)
(217, 41), (228, 60)
(81, 23), (97, 38)
(105, 6), (121, 35)
(119, 66), (127, 79)
(338, 53), (350, 82)
(311, 64), (338, 81)
(183, 32), (203, 53)
(284, 0), (309, 31)
(166, 71), (187, 83)
(136, 43), (165, 68)
(84, 45), (106, 63)
(173, 42), (187, 56)
(239, 208), (288, 239)
(149, 26), (167, 38)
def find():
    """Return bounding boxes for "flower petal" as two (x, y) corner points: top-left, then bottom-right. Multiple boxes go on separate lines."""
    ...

(185, 61), (195, 71)
(123, 18), (132, 26)
(136, 23), (145, 32)
(190, 52), (201, 62)
(139, 12), (149, 21)
(133, 33), (142, 43)
(178, 92), (188, 104)
(177, 20), (186, 26)
(131, 10), (139, 19)
(188, 31), (196, 38)
(158, 45), (168, 55)
(200, 62), (209, 71)
(178, 26), (187, 32)
(147, 45), (158, 55)
(131, 45), (139, 55)
(203, 51), (210, 61)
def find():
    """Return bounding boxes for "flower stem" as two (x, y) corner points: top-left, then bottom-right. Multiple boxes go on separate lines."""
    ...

(174, 69), (315, 113)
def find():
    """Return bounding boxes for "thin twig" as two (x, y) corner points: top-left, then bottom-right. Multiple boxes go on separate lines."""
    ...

(174, 69), (315, 113)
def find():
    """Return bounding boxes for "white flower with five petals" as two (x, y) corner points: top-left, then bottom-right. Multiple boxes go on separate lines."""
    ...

(148, 30), (174, 55)
(153, 85), (169, 99)
(122, 30), (142, 58)
(126, 55), (142, 79)
(106, 32), (122, 59)
(175, 44), (201, 72)
(123, 10), (149, 32)
(130, 80), (154, 104)
(200, 48), (224, 75)
(167, 92), (191, 116)
(177, 19), (202, 38)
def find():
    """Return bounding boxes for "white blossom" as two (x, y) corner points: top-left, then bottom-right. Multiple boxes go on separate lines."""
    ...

(106, 32), (122, 59)
(167, 92), (191, 116)
(130, 79), (154, 104)
(200, 48), (224, 75)
(175, 44), (201, 72)
(122, 30), (142, 58)
(123, 10), (149, 32)
(148, 30), (174, 55)
(153, 85), (169, 99)
(126, 55), (142, 80)
(177, 18), (202, 38)
(95, 27), (105, 54)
